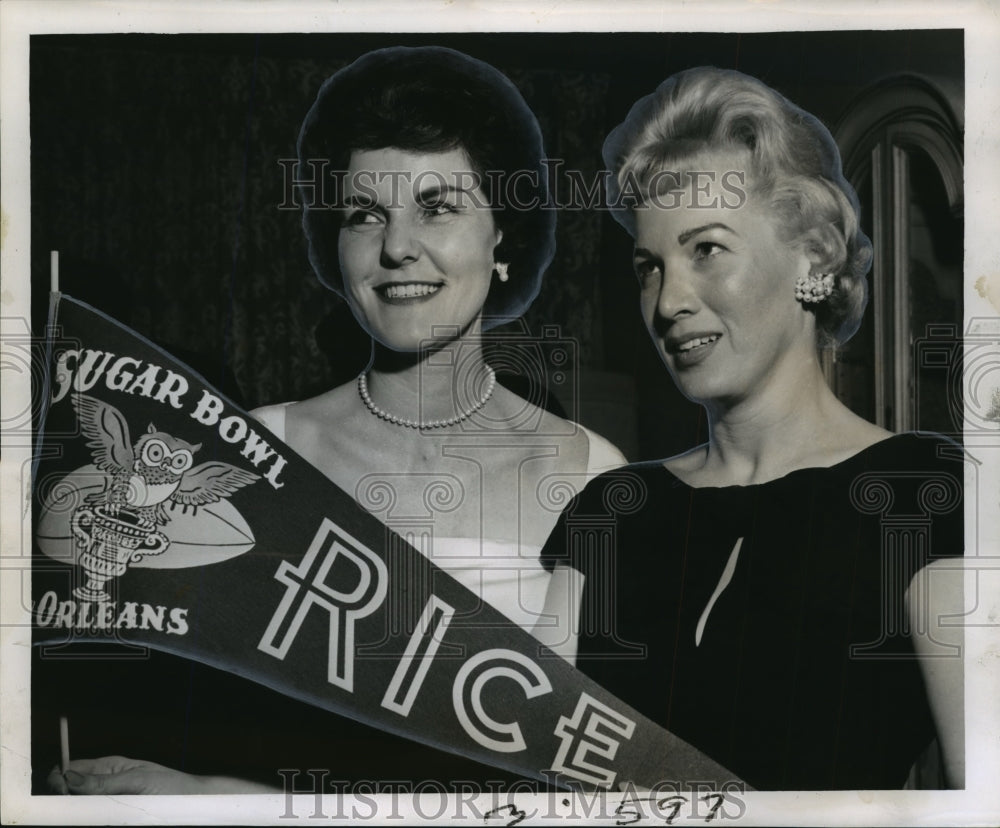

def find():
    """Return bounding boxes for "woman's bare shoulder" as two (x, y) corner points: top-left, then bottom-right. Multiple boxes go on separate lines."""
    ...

(841, 417), (894, 449)
(492, 387), (626, 478)
(662, 443), (709, 476)
(248, 401), (290, 434)
(287, 384), (358, 419)
(251, 383), (360, 445)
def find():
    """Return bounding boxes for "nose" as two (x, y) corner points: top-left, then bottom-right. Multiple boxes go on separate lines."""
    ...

(653, 263), (700, 325)
(379, 215), (420, 268)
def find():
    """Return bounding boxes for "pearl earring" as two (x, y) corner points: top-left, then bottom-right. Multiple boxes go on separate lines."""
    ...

(794, 272), (834, 304)
(495, 262), (509, 282)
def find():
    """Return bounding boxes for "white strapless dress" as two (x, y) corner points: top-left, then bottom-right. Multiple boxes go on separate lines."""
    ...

(250, 402), (626, 660)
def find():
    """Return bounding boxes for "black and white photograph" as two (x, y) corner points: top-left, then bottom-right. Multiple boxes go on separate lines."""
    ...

(2, 1), (998, 825)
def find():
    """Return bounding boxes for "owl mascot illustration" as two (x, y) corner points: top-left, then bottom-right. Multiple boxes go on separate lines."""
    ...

(72, 393), (260, 528)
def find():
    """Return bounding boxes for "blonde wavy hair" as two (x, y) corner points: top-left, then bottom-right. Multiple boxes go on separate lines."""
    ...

(603, 66), (872, 347)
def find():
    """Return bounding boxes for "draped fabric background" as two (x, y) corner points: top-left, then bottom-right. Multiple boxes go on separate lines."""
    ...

(29, 31), (964, 459)
(32, 43), (376, 406)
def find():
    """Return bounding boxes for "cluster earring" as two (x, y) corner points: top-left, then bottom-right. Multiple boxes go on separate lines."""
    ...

(794, 272), (834, 304)
(495, 262), (509, 282)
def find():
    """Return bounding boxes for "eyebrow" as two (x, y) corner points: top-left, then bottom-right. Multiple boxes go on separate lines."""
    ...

(341, 183), (476, 210)
(677, 222), (736, 245)
(342, 193), (377, 209)
(414, 183), (475, 202)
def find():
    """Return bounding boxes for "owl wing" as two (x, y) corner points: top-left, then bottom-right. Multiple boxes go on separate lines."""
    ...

(71, 394), (134, 474)
(171, 462), (260, 506)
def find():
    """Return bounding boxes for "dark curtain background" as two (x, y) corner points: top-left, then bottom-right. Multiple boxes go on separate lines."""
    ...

(30, 31), (963, 459)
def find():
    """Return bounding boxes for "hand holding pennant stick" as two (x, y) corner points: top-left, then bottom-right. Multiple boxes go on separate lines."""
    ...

(33, 293), (747, 793)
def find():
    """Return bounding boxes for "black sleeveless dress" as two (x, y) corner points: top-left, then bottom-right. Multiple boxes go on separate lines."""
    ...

(539, 432), (965, 790)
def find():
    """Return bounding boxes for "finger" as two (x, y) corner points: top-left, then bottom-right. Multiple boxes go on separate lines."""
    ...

(64, 756), (135, 775)
(46, 765), (69, 795)
(64, 768), (145, 796)
(66, 765), (170, 796)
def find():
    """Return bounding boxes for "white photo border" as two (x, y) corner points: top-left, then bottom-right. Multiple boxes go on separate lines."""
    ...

(2, 1), (998, 825)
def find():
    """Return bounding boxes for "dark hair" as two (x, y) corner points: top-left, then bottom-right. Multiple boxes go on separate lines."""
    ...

(603, 66), (872, 347)
(298, 46), (555, 328)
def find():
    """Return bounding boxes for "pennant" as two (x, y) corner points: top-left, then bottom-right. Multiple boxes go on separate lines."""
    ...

(32, 293), (744, 791)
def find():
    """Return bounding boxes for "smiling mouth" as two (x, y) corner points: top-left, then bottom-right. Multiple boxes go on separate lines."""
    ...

(673, 334), (721, 353)
(376, 283), (442, 300)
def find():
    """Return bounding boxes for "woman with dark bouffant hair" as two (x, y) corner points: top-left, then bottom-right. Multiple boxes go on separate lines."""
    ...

(542, 66), (965, 790)
(265, 44), (621, 653)
(297, 45), (557, 331)
(50, 46), (624, 794)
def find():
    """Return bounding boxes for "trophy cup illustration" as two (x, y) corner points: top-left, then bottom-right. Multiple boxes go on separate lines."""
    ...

(61, 395), (260, 601)
(70, 505), (170, 601)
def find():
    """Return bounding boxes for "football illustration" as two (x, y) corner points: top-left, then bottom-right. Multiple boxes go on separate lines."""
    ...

(37, 464), (257, 569)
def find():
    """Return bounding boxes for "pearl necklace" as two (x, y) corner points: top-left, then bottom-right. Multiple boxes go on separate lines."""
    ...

(357, 367), (497, 429)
